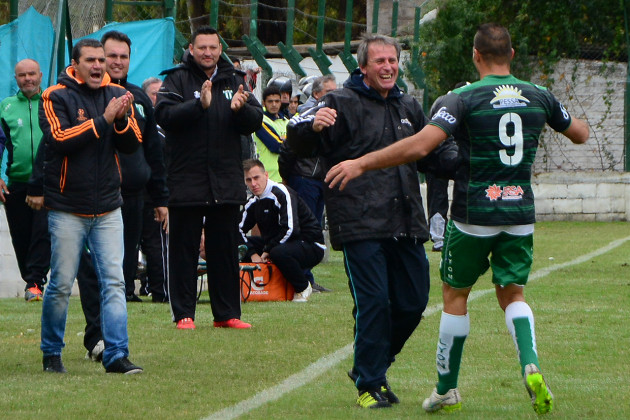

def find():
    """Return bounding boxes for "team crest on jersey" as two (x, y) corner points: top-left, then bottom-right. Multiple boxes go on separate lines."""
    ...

(490, 85), (529, 109)
(77, 109), (88, 122)
(485, 184), (524, 201)
(223, 89), (234, 100)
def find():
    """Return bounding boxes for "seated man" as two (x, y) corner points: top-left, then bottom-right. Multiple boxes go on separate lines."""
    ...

(239, 159), (325, 302)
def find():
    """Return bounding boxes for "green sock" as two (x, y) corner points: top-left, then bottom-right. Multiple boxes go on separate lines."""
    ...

(435, 312), (469, 395)
(505, 301), (540, 376)
(513, 317), (539, 375)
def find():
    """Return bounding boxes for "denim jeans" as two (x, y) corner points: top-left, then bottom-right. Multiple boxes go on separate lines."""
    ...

(41, 209), (130, 368)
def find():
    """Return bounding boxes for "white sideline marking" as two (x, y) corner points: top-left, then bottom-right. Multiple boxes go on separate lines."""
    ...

(202, 235), (630, 420)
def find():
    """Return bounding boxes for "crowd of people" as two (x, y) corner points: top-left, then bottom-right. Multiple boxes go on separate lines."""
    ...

(0, 22), (589, 415)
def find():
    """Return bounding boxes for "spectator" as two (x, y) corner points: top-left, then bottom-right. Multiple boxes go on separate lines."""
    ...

(239, 159), (325, 302)
(286, 94), (300, 118)
(253, 85), (287, 182)
(287, 34), (431, 408)
(141, 77), (162, 107)
(0, 58), (50, 302)
(155, 26), (262, 330)
(33, 38), (143, 374)
(297, 74), (336, 114)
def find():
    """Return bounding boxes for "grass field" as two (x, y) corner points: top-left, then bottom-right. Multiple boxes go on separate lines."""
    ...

(1, 221), (629, 420)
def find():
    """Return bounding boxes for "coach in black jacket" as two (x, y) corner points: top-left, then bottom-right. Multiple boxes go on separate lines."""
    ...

(287, 34), (431, 408)
(34, 38), (143, 374)
(155, 26), (262, 330)
(239, 159), (325, 302)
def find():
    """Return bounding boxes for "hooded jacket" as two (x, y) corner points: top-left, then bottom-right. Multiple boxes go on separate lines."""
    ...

(287, 69), (430, 250)
(36, 67), (142, 215)
(155, 53), (263, 206)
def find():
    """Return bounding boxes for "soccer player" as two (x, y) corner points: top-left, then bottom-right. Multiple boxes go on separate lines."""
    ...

(325, 23), (589, 414)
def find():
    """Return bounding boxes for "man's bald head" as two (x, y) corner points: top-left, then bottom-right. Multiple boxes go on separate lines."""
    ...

(14, 59), (42, 98)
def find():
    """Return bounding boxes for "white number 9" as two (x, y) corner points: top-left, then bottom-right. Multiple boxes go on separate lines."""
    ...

(498, 112), (523, 166)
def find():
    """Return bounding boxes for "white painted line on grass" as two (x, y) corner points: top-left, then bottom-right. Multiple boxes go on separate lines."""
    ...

(202, 235), (630, 420)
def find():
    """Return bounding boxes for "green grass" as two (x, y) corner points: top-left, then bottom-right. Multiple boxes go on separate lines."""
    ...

(1, 221), (629, 419)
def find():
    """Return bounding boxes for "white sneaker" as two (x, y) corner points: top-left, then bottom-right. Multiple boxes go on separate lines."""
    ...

(85, 339), (104, 362)
(422, 388), (462, 413)
(293, 283), (312, 302)
(524, 363), (554, 414)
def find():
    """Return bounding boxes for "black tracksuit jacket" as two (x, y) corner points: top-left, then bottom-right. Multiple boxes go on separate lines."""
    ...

(36, 67), (141, 215)
(155, 53), (262, 207)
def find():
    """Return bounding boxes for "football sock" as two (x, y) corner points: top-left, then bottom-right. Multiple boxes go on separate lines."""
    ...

(505, 301), (539, 376)
(435, 312), (469, 395)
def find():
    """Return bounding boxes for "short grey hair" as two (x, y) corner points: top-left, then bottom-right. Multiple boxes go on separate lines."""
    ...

(356, 33), (401, 68)
(142, 76), (162, 93)
(311, 74), (336, 95)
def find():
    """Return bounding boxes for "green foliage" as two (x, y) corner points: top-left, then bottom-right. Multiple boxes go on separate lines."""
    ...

(414, 0), (627, 101)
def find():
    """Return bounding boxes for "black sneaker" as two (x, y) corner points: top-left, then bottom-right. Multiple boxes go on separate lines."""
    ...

(43, 355), (67, 373)
(126, 294), (143, 303)
(105, 357), (143, 374)
(311, 282), (332, 293)
(357, 389), (392, 409)
(349, 368), (399, 404)
(381, 381), (400, 404)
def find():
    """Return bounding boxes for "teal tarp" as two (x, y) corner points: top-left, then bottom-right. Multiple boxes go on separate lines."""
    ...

(81, 18), (176, 87)
(0, 7), (54, 100)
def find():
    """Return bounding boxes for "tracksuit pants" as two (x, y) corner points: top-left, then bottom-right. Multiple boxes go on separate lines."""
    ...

(168, 205), (242, 323)
(4, 183), (50, 289)
(343, 238), (430, 391)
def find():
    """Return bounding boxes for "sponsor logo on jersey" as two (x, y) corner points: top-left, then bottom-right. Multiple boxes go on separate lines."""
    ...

(490, 85), (530, 109)
(485, 184), (524, 201)
(432, 106), (456, 124)
(400, 117), (412, 127)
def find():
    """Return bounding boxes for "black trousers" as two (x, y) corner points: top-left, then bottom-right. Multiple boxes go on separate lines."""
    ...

(4, 183), (50, 289)
(121, 193), (144, 297)
(343, 238), (430, 391)
(245, 236), (324, 293)
(76, 248), (102, 352)
(168, 205), (242, 323)
(140, 203), (168, 302)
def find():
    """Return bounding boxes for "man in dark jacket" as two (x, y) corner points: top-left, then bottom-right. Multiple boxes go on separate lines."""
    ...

(239, 159), (325, 302)
(155, 26), (262, 330)
(33, 38), (143, 374)
(74, 30), (170, 363)
(286, 34), (431, 408)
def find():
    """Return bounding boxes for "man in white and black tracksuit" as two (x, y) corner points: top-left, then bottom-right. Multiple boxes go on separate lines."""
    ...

(155, 26), (262, 330)
(239, 159), (325, 302)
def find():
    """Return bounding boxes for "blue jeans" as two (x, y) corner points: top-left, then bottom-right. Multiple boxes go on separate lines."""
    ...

(41, 209), (130, 368)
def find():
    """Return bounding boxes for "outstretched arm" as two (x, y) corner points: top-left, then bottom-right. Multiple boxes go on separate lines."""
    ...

(325, 124), (448, 190)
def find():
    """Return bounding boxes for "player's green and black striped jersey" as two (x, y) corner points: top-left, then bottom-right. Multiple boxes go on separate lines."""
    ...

(429, 74), (572, 226)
